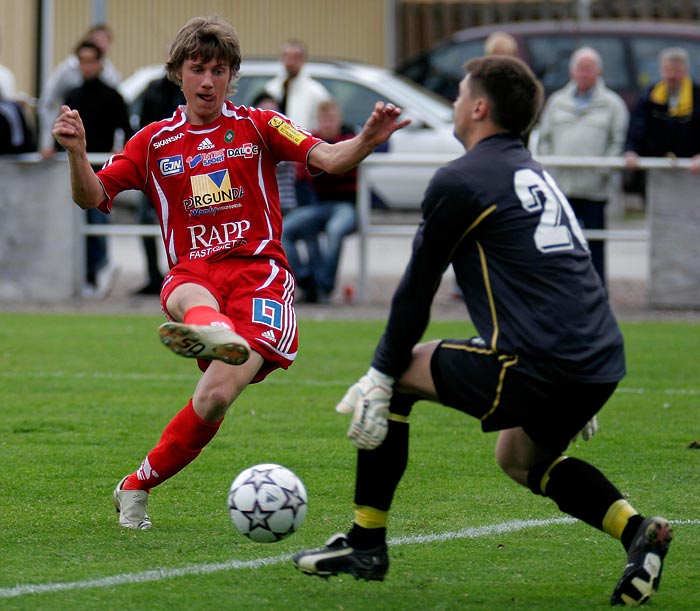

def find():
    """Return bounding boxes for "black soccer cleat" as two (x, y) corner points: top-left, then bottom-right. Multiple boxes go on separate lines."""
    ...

(610, 516), (673, 607)
(293, 533), (389, 581)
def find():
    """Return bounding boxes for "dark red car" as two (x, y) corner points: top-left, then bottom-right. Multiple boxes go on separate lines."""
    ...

(398, 20), (700, 108)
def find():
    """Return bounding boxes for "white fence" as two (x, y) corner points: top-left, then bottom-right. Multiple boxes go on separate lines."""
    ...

(1, 153), (698, 307)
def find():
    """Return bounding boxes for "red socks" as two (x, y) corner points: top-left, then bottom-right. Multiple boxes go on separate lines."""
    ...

(183, 305), (234, 329)
(121, 307), (232, 491)
(122, 399), (222, 491)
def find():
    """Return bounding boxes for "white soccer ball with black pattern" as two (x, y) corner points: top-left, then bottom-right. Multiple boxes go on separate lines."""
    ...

(227, 463), (308, 543)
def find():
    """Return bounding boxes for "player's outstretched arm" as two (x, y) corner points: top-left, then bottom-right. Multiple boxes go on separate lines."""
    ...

(308, 102), (411, 175)
(52, 105), (106, 210)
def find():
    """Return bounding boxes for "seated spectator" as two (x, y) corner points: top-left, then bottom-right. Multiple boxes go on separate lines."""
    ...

(250, 91), (300, 215)
(282, 99), (358, 303)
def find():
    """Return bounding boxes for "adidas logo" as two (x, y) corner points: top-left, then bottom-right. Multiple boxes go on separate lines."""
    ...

(261, 330), (276, 343)
(197, 138), (215, 151)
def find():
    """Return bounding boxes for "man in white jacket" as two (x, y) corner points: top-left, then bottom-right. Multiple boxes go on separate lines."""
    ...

(535, 46), (629, 288)
(265, 39), (331, 131)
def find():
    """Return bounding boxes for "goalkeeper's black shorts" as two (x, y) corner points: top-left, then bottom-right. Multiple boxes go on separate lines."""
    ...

(430, 337), (617, 454)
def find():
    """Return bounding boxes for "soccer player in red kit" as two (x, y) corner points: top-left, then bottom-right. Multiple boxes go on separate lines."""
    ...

(52, 16), (409, 529)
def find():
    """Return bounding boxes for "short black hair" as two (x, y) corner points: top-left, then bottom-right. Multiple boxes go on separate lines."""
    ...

(74, 39), (103, 60)
(464, 55), (543, 134)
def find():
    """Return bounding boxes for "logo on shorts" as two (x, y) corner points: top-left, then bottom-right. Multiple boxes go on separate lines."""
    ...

(261, 329), (277, 343)
(252, 298), (283, 330)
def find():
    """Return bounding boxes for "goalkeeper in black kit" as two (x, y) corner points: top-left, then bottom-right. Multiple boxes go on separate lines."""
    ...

(293, 55), (671, 607)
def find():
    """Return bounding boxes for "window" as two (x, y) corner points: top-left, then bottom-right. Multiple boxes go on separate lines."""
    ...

(526, 35), (628, 95)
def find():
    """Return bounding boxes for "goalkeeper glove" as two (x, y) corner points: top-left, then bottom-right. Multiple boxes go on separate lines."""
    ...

(336, 367), (395, 450)
(571, 415), (598, 442)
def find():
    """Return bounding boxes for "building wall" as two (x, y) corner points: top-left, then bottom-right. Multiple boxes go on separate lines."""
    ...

(0, 0), (389, 99)
(0, 0), (38, 98)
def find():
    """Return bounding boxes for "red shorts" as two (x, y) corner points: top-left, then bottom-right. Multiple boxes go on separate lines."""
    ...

(160, 257), (297, 383)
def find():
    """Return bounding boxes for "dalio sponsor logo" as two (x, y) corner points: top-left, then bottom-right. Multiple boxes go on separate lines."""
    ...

(158, 155), (184, 176)
(153, 132), (185, 149)
(227, 143), (259, 159)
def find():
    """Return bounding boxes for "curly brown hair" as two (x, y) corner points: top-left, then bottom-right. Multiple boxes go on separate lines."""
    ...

(166, 16), (242, 95)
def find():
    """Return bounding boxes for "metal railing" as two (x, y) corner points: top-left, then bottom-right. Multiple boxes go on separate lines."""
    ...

(77, 153), (693, 302)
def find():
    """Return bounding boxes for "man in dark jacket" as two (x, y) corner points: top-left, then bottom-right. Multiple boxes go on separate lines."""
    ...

(132, 75), (185, 295)
(624, 47), (700, 176)
(63, 39), (133, 295)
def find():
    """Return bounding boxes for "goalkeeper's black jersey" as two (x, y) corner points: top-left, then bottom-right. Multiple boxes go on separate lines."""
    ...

(372, 133), (625, 384)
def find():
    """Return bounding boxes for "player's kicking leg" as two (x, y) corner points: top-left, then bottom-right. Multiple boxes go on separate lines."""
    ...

(158, 322), (250, 365)
(611, 516), (673, 606)
(112, 476), (152, 530)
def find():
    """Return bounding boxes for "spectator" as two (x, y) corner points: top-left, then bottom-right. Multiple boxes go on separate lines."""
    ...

(52, 15), (409, 531)
(282, 99), (358, 303)
(38, 23), (120, 158)
(624, 47), (700, 177)
(536, 47), (629, 287)
(265, 39), (331, 131)
(133, 75), (185, 295)
(484, 31), (519, 57)
(63, 39), (132, 297)
(250, 90), (300, 215)
(0, 99), (35, 154)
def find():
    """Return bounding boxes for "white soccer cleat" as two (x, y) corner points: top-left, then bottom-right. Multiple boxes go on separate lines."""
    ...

(158, 322), (250, 365)
(113, 476), (152, 530)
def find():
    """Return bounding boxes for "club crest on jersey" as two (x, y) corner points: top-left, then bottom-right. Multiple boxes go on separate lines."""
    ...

(268, 116), (308, 145)
(184, 169), (245, 211)
(158, 155), (184, 177)
(224, 129), (235, 143)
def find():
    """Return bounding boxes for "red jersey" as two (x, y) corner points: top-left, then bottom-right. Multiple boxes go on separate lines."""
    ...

(97, 101), (323, 269)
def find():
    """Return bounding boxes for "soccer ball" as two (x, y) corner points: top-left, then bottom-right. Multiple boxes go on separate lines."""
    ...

(227, 463), (308, 543)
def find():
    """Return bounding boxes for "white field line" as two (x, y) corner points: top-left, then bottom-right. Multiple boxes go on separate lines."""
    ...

(1, 518), (698, 600)
(0, 371), (699, 396)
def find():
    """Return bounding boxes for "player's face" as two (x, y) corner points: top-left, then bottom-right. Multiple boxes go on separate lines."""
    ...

(452, 74), (475, 146)
(179, 56), (231, 125)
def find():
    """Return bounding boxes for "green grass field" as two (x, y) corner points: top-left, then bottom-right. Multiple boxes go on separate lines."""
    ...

(0, 313), (697, 610)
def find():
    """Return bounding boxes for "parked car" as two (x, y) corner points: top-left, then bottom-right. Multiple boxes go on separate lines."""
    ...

(397, 20), (700, 108)
(119, 59), (463, 210)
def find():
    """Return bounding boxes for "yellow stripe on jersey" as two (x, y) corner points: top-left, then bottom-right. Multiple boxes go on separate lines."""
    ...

(354, 505), (388, 529)
(602, 499), (639, 540)
(438, 205), (497, 297)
